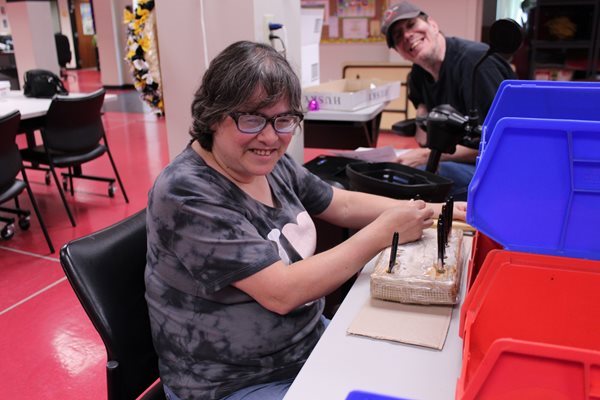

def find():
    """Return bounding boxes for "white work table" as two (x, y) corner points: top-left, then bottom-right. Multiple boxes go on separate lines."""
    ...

(284, 236), (473, 400)
(0, 90), (117, 120)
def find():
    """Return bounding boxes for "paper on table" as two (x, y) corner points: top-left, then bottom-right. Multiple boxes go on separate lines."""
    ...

(331, 146), (410, 163)
(347, 297), (453, 350)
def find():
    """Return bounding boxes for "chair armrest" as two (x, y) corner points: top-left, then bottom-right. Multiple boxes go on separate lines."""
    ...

(391, 118), (416, 136)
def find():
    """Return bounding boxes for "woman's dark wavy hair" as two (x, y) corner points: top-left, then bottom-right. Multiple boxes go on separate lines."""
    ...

(190, 41), (303, 150)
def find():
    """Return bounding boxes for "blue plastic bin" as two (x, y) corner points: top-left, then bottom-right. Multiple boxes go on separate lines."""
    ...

(346, 390), (409, 400)
(468, 117), (600, 260)
(481, 80), (600, 152)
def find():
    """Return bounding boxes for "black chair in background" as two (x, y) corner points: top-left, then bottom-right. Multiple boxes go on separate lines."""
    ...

(0, 110), (54, 253)
(20, 88), (129, 227)
(59, 209), (165, 400)
(54, 33), (72, 80)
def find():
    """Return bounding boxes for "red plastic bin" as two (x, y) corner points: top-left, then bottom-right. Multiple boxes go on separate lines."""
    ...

(457, 250), (600, 400)
(466, 231), (502, 292)
(460, 233), (503, 338)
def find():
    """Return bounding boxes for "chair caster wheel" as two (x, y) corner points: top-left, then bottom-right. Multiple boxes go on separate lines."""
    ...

(19, 216), (31, 230)
(45, 172), (51, 185)
(1, 224), (15, 240)
(108, 183), (116, 198)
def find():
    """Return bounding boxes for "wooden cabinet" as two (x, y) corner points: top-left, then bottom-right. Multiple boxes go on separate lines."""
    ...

(529, 0), (600, 80)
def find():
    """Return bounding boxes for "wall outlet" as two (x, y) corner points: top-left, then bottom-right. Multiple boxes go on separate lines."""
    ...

(263, 14), (274, 43)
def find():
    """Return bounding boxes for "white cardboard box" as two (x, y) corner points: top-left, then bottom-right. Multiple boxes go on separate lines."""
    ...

(0, 80), (10, 96)
(301, 43), (320, 87)
(302, 79), (400, 111)
(300, 7), (324, 87)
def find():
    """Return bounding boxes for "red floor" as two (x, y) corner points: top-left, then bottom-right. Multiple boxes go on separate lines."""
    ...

(0, 70), (169, 400)
(0, 70), (416, 399)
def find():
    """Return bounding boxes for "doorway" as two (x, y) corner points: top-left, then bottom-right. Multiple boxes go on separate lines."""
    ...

(69, 0), (98, 69)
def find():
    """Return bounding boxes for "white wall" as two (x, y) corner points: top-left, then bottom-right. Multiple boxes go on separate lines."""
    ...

(319, 0), (483, 82)
(3, 0), (132, 85)
(1, 0), (484, 88)
(94, 0), (133, 86)
(320, 42), (391, 82)
(0, 0), (9, 35)
(49, 2), (61, 33)
(252, 0), (303, 163)
(56, 0), (76, 69)
(7, 1), (59, 86)
(154, 0), (484, 161)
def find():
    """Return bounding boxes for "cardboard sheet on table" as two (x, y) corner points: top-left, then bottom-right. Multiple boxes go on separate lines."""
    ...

(347, 297), (453, 350)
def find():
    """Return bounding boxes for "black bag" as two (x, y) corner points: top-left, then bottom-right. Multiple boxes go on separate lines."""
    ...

(23, 69), (68, 98)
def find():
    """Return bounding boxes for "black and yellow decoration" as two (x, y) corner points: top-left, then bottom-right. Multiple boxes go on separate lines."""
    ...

(124, 0), (164, 115)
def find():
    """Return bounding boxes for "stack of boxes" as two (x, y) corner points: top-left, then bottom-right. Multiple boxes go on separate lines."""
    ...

(457, 80), (600, 399)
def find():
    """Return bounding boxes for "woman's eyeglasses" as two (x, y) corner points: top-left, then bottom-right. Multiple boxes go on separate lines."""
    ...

(229, 112), (303, 135)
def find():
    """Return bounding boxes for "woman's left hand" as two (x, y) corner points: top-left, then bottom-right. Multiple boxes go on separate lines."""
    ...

(452, 201), (467, 221)
(428, 201), (467, 221)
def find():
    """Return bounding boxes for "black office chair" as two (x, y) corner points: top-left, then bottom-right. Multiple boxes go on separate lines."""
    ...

(0, 110), (54, 253)
(54, 33), (72, 80)
(20, 88), (129, 227)
(59, 209), (165, 400)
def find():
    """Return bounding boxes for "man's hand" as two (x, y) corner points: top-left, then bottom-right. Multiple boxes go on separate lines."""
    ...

(395, 148), (430, 168)
(396, 145), (479, 167)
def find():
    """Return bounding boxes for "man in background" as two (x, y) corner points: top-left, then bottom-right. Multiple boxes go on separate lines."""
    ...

(381, 1), (516, 200)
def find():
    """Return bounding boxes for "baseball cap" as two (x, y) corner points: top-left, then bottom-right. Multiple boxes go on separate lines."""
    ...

(381, 1), (425, 48)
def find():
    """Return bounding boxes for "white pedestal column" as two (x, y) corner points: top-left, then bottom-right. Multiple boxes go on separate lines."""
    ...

(7, 1), (59, 88)
(93, 0), (133, 87)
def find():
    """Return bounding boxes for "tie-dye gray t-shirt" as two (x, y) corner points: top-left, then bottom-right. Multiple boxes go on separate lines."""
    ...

(145, 145), (333, 399)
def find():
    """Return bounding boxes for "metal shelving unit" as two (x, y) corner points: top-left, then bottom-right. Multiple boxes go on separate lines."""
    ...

(528, 0), (600, 80)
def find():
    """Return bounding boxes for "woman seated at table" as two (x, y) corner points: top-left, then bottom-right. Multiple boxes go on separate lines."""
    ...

(145, 40), (467, 400)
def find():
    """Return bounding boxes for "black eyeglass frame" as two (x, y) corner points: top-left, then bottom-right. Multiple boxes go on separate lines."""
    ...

(229, 111), (304, 135)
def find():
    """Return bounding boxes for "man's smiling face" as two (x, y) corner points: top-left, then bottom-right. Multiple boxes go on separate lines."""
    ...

(391, 16), (441, 65)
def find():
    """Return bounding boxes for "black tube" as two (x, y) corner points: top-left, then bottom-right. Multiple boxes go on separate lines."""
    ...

(426, 149), (442, 173)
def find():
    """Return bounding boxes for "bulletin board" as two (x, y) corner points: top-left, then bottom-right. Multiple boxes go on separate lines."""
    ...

(301, 0), (401, 43)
